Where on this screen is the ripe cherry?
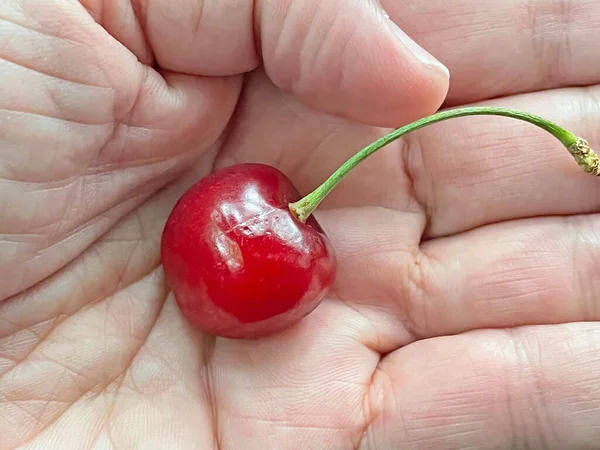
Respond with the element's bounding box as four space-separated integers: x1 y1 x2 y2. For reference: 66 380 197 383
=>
161 106 597 339
161 163 336 339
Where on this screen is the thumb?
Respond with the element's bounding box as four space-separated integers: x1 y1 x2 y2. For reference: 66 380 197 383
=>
133 0 449 128
257 0 450 127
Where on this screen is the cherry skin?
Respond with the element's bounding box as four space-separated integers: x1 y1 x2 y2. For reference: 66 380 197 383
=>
161 163 336 339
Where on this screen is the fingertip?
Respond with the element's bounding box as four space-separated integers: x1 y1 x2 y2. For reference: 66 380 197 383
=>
337 17 452 126
385 18 450 80
301 32 450 127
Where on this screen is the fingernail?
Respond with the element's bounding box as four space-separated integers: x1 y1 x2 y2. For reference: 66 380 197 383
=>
387 19 450 79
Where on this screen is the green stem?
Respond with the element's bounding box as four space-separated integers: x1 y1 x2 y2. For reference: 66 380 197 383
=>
289 106 598 223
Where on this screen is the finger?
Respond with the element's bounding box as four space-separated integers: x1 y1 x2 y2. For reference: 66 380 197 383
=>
0 1 240 300
382 0 600 104
364 323 600 449
78 0 154 64
402 214 600 338
130 0 449 127
408 86 600 238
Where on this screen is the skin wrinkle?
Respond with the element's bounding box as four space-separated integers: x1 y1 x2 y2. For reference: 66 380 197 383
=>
0 221 160 381
6 377 82 447
107 59 146 129
90 226 161 298
100 0 156 65
121 330 201 401
93 63 144 171
395 241 444 340
115 213 148 292
248 1 263 76
0 145 171 189
508 335 537 449
267 1 304 88
8 267 167 449
0 316 66 378
0 176 80 193
191 0 204 38
0 121 110 185
0 12 90 55
362 365 404 450
206 344 222 450
297 0 337 98
0 390 62 443
525 0 571 89
50 169 85 245
566 216 591 322
91 275 169 449
9 186 150 262
530 336 553 449
330 286 395 354
400 131 429 222
354 364 382 450
0 149 190 300
0 106 113 127
0 296 68 338
0 47 109 91
507 329 557 449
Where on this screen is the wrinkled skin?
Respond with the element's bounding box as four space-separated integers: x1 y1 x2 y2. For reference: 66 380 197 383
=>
2 0 600 449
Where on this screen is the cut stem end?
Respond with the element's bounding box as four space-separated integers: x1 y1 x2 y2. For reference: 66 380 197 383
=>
568 138 600 176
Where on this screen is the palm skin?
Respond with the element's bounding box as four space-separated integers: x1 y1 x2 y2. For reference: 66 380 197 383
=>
2 0 600 449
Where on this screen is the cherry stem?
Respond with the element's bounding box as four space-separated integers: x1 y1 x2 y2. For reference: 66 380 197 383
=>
289 106 599 223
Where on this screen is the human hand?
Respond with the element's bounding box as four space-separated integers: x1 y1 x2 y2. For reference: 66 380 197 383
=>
1 0 599 449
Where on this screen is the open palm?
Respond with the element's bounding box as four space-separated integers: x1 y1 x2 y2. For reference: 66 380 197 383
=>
2 0 600 449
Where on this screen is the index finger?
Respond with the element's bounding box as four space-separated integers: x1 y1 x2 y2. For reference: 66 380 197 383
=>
382 0 600 105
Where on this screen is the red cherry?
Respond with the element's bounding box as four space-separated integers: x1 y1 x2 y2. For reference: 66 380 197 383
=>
161 163 336 339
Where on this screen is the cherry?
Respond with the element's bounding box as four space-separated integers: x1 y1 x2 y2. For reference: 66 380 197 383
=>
161 163 336 339
161 106 598 339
